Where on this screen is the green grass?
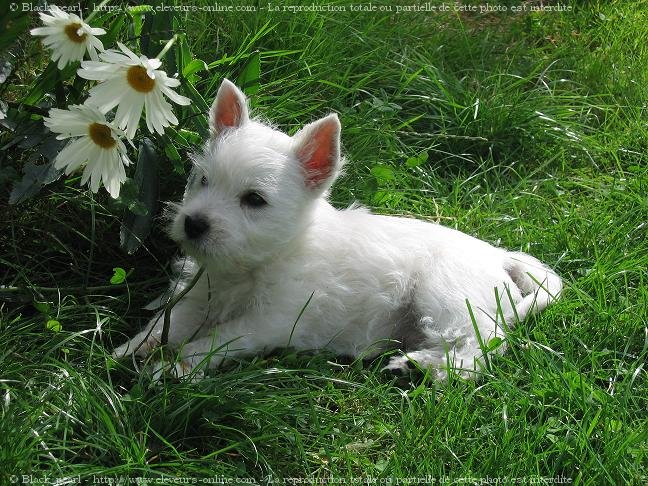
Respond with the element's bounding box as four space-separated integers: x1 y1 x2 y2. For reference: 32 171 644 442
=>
1 0 647 484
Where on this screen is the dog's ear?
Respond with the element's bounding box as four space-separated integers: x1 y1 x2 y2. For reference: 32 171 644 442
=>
293 114 341 190
209 79 249 136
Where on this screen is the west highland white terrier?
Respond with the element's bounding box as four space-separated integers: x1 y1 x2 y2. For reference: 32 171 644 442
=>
114 79 562 380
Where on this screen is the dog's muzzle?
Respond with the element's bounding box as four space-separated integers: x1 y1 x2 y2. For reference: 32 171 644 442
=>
184 214 210 239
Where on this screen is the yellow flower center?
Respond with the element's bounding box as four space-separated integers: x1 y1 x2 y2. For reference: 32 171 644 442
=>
88 123 116 149
64 23 87 43
126 65 155 93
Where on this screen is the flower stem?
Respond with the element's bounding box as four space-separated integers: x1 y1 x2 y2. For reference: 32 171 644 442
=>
156 35 179 60
85 0 110 23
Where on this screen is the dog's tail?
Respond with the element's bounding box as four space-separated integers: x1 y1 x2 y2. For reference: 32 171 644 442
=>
504 251 563 321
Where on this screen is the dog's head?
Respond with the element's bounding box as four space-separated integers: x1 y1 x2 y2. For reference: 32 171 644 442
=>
169 79 342 268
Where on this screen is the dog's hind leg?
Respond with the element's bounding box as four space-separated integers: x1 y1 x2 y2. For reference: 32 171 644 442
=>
382 336 488 380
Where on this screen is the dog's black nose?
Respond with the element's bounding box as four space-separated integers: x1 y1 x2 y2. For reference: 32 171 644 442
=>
184 214 209 239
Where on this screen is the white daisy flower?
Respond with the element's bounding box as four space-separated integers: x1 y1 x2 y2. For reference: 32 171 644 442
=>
30 5 105 69
44 104 131 198
78 42 191 139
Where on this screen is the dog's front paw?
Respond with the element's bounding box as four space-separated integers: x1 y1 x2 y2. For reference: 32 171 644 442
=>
112 334 160 359
150 357 204 382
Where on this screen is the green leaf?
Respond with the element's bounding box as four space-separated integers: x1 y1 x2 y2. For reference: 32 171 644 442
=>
101 12 127 48
175 31 190 73
405 151 429 168
374 459 388 473
33 301 51 314
163 139 185 174
23 61 78 106
181 82 210 137
110 267 127 285
120 138 159 254
38 133 68 162
176 129 202 146
164 142 181 162
371 190 404 207
237 51 261 97
605 419 622 432
370 97 401 113
117 178 138 201
127 5 153 38
182 59 208 79
46 320 62 333
486 336 504 352
10 160 63 205
116 179 151 215
370 165 395 182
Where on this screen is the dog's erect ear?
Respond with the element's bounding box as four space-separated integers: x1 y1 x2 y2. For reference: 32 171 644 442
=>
209 79 249 136
293 114 341 189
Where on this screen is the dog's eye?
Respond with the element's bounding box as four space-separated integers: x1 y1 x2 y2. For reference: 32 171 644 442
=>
240 191 267 208
200 175 208 187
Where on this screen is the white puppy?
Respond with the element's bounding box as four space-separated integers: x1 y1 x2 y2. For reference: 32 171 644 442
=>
114 79 562 380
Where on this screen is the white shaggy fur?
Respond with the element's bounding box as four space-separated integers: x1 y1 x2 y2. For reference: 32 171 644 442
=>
113 79 563 380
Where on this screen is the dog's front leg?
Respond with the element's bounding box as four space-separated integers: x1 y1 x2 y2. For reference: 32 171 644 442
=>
112 297 210 359
154 314 286 379
112 315 162 358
